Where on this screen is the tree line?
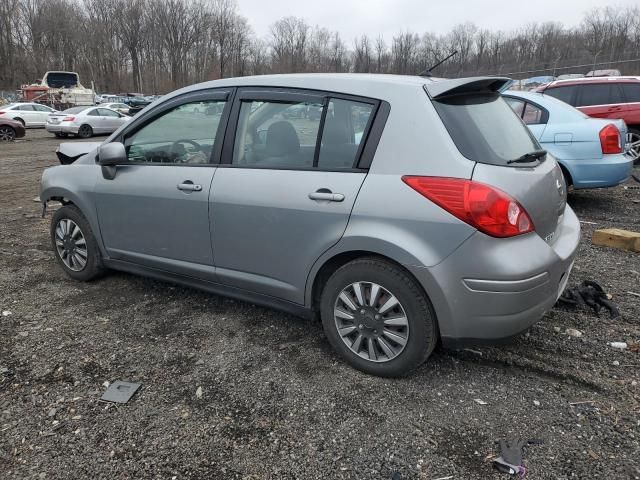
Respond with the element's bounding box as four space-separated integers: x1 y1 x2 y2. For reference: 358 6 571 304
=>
0 0 639 94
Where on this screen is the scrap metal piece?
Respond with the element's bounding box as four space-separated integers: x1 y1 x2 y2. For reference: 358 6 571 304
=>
100 381 141 404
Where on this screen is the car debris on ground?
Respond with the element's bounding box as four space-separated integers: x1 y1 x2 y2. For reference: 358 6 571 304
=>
556 280 620 318
100 381 142 404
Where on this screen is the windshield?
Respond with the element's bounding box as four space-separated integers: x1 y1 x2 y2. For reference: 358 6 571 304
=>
432 93 541 165
45 72 79 88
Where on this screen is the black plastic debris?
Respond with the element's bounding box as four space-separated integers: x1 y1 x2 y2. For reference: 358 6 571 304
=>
556 280 620 318
100 381 142 404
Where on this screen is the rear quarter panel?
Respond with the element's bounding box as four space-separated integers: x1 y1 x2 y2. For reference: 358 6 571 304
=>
539 121 603 161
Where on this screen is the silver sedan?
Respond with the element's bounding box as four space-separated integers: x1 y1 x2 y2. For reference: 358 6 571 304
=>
46 106 130 138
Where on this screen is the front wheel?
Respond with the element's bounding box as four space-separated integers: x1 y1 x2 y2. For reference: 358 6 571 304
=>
50 205 104 281
320 258 438 377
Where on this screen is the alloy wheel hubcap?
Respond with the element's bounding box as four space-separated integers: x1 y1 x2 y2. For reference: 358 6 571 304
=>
54 219 88 271
0 127 14 141
627 132 640 161
334 281 409 363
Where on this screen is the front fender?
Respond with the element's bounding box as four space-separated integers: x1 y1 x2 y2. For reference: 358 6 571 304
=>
40 164 105 256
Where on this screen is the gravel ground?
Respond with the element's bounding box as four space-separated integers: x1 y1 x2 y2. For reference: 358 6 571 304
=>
1 130 639 480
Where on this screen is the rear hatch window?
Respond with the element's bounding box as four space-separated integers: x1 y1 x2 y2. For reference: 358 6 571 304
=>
432 93 541 166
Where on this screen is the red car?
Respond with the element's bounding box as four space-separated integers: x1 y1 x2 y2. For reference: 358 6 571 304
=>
0 117 26 141
535 77 640 161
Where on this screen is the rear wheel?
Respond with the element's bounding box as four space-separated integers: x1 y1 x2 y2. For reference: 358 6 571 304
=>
77 124 93 139
320 257 438 377
627 128 640 165
50 205 104 281
0 125 16 141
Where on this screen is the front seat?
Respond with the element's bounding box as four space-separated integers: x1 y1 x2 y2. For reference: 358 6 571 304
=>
263 121 301 166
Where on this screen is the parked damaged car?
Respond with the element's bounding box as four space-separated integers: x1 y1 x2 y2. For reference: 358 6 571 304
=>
40 74 579 377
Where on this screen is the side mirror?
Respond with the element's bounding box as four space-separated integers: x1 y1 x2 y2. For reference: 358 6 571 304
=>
98 142 127 166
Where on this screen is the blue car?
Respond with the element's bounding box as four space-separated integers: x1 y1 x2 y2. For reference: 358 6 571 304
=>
504 90 633 189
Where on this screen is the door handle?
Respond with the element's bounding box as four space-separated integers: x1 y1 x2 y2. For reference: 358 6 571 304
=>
177 182 202 192
308 190 345 202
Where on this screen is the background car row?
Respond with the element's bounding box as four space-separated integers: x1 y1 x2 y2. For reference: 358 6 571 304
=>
534 76 640 162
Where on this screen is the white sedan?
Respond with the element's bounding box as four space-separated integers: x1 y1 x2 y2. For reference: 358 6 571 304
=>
0 102 57 128
46 106 130 138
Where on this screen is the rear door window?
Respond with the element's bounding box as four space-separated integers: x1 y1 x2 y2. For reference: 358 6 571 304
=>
317 99 374 169
544 85 577 106
232 100 323 168
621 83 640 103
576 84 624 106
432 93 540 166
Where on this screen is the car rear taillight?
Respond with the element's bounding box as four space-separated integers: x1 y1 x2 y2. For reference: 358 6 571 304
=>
402 176 534 238
62 116 75 122
599 124 622 154
0 111 5 115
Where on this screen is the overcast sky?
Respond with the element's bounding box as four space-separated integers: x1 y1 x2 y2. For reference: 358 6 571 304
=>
237 0 632 41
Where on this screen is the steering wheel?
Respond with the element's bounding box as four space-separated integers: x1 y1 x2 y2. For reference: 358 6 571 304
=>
170 139 202 161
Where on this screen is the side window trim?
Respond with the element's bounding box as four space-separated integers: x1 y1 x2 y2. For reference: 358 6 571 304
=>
238 89 324 104
111 88 233 166
357 101 390 169
312 97 330 168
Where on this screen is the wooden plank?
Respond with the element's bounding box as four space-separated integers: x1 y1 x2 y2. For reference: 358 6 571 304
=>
592 228 640 253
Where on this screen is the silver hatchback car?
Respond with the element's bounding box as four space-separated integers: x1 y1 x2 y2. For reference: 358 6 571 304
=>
40 74 580 377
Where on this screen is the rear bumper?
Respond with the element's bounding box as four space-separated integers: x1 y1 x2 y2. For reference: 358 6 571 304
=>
408 206 580 346
561 153 632 189
46 123 79 134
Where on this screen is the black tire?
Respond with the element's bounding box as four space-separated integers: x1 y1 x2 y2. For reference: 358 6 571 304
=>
77 124 93 139
0 125 16 141
50 205 104 281
627 128 640 165
320 257 438 377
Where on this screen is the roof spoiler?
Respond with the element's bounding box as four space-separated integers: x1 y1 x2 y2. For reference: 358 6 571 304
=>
424 76 514 99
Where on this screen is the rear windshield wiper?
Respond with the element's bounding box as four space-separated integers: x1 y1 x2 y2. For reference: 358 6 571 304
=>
507 149 547 164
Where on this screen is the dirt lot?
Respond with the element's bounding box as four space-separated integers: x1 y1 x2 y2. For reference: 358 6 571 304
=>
1 130 639 480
